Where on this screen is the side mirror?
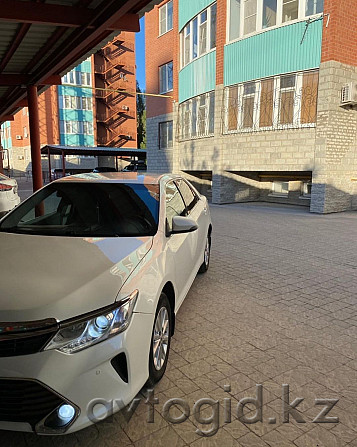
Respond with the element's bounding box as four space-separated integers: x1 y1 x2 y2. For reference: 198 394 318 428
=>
171 216 198 234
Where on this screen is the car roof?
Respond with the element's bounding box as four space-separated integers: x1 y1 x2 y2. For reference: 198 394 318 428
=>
54 172 179 185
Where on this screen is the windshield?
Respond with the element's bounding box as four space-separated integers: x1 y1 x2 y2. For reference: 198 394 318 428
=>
0 182 160 237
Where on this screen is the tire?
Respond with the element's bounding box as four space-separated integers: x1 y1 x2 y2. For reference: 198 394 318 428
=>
147 293 172 386
198 232 211 273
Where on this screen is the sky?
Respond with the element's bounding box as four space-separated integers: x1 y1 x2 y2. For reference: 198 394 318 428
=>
135 17 146 91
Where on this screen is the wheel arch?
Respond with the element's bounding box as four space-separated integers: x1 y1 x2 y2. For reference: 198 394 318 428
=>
162 281 176 336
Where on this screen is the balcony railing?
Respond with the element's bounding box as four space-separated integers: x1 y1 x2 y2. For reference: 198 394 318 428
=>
97 128 134 146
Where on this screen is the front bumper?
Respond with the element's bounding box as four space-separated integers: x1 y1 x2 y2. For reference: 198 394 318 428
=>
0 312 154 434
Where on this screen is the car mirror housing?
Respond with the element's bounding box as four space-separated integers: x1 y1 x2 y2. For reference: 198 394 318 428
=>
171 216 198 234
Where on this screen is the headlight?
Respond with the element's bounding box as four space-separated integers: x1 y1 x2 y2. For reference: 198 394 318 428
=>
44 290 138 354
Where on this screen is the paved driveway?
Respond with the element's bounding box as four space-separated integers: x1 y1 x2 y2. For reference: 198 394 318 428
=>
2 203 357 447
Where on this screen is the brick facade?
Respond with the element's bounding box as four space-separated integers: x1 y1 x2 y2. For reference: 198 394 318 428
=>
321 0 357 66
145 1 176 119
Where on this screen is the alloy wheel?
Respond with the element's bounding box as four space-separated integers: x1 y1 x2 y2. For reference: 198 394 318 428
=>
152 307 170 371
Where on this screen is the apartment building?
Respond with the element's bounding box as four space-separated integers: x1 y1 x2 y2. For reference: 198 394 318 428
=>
146 0 357 213
0 32 137 176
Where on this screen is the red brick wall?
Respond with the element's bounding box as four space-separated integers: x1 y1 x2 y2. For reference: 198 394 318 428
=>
145 0 176 118
321 0 357 66
10 108 30 148
11 86 60 148
216 0 227 85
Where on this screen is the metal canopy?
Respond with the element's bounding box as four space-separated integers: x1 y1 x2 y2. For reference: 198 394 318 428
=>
0 0 159 121
41 145 146 158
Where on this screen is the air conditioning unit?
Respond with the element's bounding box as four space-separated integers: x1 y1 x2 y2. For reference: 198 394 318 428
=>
16 135 22 140
122 105 129 111
17 155 24 160
341 82 357 106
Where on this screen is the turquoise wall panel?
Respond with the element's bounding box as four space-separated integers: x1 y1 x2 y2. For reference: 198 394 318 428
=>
1 122 12 149
224 19 323 86
59 109 93 122
179 51 216 103
60 134 94 146
179 0 215 30
58 85 92 97
75 60 91 73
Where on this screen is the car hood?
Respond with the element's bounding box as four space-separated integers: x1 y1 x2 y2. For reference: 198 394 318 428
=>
0 233 153 322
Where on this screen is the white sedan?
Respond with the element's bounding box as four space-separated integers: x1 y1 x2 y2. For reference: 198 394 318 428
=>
0 173 20 216
0 172 212 434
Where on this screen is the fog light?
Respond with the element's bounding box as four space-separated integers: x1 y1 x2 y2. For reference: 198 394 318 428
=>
58 404 75 422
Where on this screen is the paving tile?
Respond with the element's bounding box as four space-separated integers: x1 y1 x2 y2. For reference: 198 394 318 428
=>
294 426 346 447
134 426 186 447
190 428 240 447
238 432 270 447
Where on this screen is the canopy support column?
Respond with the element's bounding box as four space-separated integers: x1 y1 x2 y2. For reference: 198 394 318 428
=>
61 150 65 177
27 85 43 192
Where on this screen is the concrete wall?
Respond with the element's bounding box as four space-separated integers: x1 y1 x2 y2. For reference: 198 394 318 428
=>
311 61 357 213
146 111 174 173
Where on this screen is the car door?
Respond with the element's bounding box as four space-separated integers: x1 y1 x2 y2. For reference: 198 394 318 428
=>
165 180 196 308
174 178 207 271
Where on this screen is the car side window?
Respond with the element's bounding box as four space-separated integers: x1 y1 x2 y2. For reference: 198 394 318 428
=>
175 179 198 213
165 181 186 232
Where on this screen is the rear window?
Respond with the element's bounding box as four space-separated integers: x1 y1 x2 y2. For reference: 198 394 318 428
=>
0 182 159 237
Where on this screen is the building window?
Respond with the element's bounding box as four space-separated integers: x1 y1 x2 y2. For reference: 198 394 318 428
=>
192 18 198 59
199 10 208 55
159 121 173 149
259 78 274 127
83 121 94 135
301 181 312 197
262 0 277 28
210 3 217 49
229 0 241 42
82 97 93 110
244 0 257 35
228 0 324 41
242 82 255 128
159 62 173 93
282 0 299 23
180 3 217 68
271 181 289 196
179 91 215 140
60 120 80 134
279 74 296 125
62 70 91 86
80 72 91 86
159 0 173 35
62 95 79 109
224 70 318 133
183 24 191 66
306 0 323 15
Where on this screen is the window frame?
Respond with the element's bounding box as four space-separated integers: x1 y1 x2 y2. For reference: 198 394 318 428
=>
159 121 173 149
165 180 187 233
174 179 199 214
180 3 217 69
224 69 317 134
159 0 173 36
179 91 215 141
270 180 289 197
226 0 324 43
159 61 173 94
